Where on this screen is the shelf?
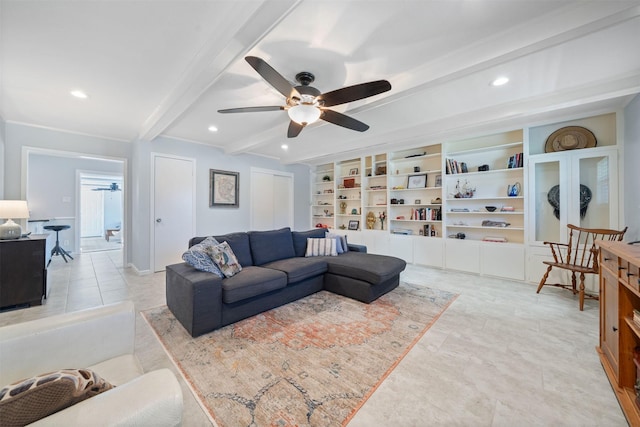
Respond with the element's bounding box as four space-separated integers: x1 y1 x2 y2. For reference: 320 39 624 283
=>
312 215 334 218
364 205 388 208
391 204 442 207
389 170 442 177
446 225 525 231
391 219 441 223
312 204 334 207
366 188 387 192
446 196 524 201
445 167 522 178
390 152 441 163
447 211 523 215
336 214 361 217
315 181 334 185
446 141 523 157
337 188 361 191
391 187 441 192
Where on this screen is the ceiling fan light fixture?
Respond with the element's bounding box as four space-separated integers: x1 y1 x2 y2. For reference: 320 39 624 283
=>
288 104 321 126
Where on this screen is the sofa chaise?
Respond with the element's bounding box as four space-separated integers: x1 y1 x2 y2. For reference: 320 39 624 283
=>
166 227 406 337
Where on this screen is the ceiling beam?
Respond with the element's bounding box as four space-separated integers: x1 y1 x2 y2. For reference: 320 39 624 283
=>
136 0 302 142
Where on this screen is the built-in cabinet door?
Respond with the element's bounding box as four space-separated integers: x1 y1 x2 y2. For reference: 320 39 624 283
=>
601 265 619 381
527 147 618 286
528 147 618 244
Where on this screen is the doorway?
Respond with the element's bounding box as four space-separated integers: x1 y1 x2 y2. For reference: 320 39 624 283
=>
79 174 124 253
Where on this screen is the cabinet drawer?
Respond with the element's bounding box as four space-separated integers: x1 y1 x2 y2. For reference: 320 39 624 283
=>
621 261 640 291
600 249 618 275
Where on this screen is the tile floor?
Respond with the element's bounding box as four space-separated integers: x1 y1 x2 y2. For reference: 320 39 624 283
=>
0 250 627 426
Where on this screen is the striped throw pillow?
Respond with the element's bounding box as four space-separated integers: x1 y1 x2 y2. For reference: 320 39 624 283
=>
305 238 338 257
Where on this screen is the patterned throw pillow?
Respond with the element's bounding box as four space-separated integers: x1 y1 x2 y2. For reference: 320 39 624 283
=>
182 237 224 278
0 369 114 427
326 233 348 254
207 241 242 278
305 238 338 257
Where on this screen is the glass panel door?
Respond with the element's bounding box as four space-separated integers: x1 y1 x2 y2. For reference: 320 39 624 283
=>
531 158 562 243
577 154 612 229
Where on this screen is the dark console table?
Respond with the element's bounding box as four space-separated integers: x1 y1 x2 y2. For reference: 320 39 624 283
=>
0 235 49 309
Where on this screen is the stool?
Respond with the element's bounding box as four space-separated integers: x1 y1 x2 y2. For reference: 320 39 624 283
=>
44 225 73 266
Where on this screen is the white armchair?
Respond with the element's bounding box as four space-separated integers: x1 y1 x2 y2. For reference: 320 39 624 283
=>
0 301 183 426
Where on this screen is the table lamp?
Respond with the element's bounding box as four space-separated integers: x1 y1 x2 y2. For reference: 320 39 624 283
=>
0 200 30 239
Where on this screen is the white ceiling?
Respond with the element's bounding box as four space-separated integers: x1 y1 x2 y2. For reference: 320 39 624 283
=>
2 0 639 165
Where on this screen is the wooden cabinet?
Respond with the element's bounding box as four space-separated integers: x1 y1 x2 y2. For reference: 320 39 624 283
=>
0 235 49 309
598 241 640 426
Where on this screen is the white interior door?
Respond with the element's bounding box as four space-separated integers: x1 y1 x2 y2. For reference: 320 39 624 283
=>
80 187 104 237
153 155 195 272
250 168 293 230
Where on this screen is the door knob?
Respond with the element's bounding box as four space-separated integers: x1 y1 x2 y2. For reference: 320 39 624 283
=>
156 218 162 223
613 326 618 332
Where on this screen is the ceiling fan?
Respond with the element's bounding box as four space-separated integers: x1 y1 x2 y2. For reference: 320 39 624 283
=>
218 56 392 138
92 183 121 192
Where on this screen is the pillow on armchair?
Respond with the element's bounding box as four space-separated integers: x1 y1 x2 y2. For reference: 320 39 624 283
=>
0 368 113 427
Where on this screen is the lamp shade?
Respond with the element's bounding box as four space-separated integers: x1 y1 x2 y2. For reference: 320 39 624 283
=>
0 200 30 219
0 200 29 240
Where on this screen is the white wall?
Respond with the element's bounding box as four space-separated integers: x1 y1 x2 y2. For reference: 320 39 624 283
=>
624 94 640 241
0 116 5 199
129 136 311 272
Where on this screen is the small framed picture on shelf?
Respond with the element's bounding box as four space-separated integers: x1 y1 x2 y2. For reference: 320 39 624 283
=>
435 174 442 187
348 220 359 230
349 168 359 176
407 174 427 189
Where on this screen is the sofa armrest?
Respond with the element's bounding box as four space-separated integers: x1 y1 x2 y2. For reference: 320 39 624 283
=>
348 244 367 253
29 369 183 427
166 263 224 337
0 302 135 386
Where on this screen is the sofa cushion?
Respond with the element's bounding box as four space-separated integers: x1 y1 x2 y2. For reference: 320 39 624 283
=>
324 252 406 285
262 257 328 284
221 266 287 304
208 241 242 278
211 232 254 267
0 369 113 427
248 227 295 266
292 229 327 257
305 238 337 257
190 233 254 267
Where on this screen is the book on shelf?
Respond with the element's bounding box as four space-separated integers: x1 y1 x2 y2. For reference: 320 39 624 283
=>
507 152 523 169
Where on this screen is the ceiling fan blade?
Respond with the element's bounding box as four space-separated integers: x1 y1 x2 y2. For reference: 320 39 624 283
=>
287 121 304 138
245 56 299 99
218 106 284 113
318 80 391 107
320 109 369 132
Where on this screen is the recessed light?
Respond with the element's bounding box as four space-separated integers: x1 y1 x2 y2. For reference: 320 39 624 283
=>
208 125 218 132
281 144 288 150
70 90 88 99
491 77 509 87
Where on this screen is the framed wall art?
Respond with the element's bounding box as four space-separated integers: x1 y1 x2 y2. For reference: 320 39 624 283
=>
407 174 427 189
210 169 239 207
348 220 359 230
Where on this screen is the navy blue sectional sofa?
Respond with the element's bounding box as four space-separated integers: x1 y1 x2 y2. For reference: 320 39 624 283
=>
165 227 406 337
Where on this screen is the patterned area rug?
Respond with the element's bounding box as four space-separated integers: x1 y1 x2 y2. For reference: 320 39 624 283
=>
143 283 456 427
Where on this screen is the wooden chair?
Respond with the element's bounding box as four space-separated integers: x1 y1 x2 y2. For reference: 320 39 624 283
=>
536 224 627 310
